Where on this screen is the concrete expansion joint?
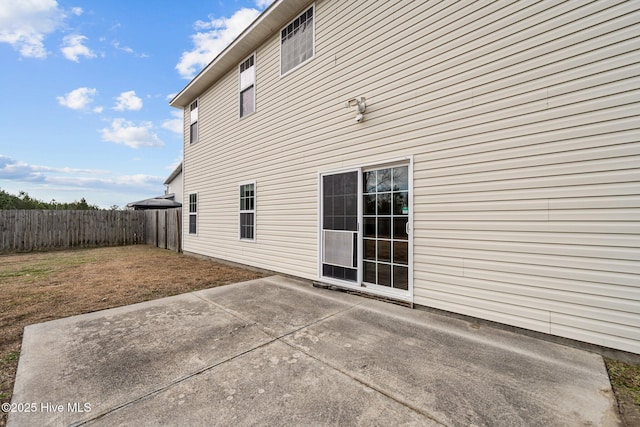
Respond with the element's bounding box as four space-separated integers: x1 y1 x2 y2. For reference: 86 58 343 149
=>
71 288 366 426
70 332 284 426
279 337 449 426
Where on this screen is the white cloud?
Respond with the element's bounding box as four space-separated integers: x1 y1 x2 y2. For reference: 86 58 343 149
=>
112 40 133 54
0 154 165 207
176 7 260 79
100 118 164 149
70 7 83 16
0 0 65 58
111 40 149 58
56 87 97 110
161 111 183 135
255 0 274 9
0 154 104 182
61 34 96 62
113 91 143 111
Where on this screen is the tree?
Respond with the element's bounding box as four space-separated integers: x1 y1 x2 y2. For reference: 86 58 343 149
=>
0 189 101 210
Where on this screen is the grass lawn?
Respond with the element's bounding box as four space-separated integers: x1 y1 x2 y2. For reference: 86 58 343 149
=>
0 245 264 427
0 245 638 426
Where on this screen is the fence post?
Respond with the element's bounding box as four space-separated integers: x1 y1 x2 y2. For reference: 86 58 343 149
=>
176 208 182 253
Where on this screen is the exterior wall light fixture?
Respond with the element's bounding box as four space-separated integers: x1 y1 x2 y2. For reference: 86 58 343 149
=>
345 97 366 123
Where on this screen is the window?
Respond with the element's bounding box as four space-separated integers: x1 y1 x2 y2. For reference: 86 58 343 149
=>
239 183 255 240
281 5 314 75
189 100 198 144
188 193 197 234
239 54 255 117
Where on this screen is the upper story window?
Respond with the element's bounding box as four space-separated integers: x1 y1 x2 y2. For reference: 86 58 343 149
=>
189 100 198 144
280 5 314 76
239 54 256 118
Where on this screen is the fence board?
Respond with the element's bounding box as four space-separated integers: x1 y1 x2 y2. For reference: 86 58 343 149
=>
0 210 178 253
142 208 182 252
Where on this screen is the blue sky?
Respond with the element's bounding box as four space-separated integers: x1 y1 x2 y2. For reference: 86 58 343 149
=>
0 0 272 208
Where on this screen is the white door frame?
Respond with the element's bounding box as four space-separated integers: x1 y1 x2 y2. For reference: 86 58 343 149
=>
318 156 413 303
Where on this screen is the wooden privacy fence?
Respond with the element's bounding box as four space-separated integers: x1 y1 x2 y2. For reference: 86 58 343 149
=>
0 208 182 253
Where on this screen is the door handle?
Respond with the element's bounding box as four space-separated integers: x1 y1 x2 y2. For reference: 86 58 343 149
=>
406 222 410 235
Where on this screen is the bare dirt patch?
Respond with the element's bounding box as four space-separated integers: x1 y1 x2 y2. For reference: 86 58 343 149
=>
0 245 264 426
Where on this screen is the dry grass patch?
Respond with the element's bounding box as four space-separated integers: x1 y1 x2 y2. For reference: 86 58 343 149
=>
0 245 264 426
605 358 640 426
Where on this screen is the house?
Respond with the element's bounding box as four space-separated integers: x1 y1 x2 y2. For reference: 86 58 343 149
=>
126 163 183 210
170 0 640 355
164 162 183 206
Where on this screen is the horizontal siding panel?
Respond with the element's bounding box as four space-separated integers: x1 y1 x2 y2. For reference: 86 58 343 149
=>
415 182 640 204
414 288 551 334
419 126 640 172
418 271 639 317
415 280 552 322
418 200 547 212
420 142 640 180
416 210 550 221
420 237 640 262
416 156 640 187
463 267 640 301
418 230 640 248
414 262 464 279
462 257 639 288
550 323 640 354
549 208 640 221
420 221 640 234
551 195 640 209
416 245 640 276
414 253 464 270
415 170 640 195
418 195 640 212
550 314 640 346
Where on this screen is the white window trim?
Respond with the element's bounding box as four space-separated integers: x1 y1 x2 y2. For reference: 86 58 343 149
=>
189 99 199 145
239 53 256 119
279 4 315 78
188 192 198 235
239 181 256 242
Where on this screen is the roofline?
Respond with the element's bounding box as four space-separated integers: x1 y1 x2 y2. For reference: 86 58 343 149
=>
164 162 183 185
169 0 311 109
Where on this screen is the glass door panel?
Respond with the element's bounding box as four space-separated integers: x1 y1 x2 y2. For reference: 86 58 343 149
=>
362 165 409 291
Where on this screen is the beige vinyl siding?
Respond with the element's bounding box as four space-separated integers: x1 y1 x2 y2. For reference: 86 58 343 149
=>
182 0 640 353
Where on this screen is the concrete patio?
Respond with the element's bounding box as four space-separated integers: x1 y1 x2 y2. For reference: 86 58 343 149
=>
9 276 620 426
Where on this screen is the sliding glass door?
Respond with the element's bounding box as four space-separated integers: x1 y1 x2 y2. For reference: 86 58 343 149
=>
320 162 411 299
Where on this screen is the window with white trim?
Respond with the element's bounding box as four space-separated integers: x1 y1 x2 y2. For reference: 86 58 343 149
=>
188 193 197 234
239 54 255 117
189 100 198 144
280 5 314 75
239 183 255 240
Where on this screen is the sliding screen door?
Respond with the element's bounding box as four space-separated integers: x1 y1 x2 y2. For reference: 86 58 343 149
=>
321 171 358 282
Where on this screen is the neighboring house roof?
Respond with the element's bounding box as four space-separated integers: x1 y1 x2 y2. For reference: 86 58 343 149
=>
164 162 182 185
126 194 182 210
170 0 310 109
